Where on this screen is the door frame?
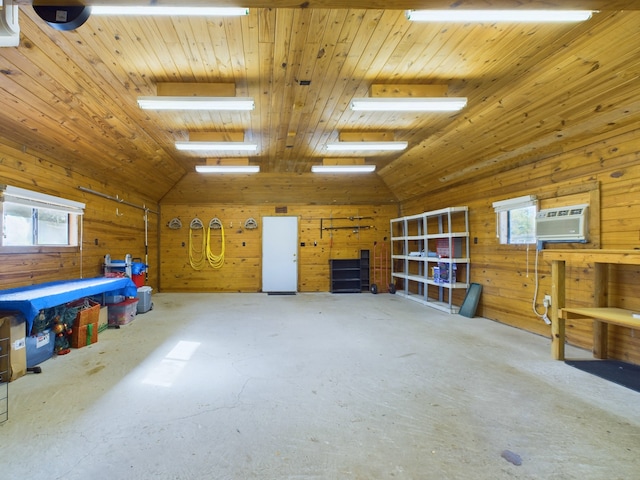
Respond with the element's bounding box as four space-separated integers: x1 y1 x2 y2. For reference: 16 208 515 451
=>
261 215 299 293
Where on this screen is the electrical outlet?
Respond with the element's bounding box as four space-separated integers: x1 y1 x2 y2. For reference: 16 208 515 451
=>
544 295 552 307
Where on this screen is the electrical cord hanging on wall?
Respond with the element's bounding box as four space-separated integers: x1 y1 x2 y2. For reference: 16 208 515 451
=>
206 218 225 269
532 247 551 325
189 218 206 270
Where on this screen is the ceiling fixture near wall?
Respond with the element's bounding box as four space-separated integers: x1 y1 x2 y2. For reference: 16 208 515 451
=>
350 84 467 112
137 83 255 111
91 6 249 17
32 3 91 31
176 132 258 152
195 158 259 174
405 9 595 23
0 0 19 47
325 132 407 152
312 158 375 174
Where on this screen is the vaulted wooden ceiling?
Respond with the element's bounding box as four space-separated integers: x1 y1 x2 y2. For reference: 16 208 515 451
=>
1 1 639 205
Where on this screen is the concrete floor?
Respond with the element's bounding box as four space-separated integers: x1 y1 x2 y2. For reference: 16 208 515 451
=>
1 292 639 479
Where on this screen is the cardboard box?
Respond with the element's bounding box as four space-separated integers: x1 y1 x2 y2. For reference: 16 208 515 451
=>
68 299 100 327
67 299 100 348
71 322 98 348
0 312 27 382
98 306 108 333
435 237 463 258
435 262 457 284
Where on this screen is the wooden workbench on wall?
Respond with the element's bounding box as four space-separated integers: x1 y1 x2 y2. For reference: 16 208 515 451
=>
545 249 640 362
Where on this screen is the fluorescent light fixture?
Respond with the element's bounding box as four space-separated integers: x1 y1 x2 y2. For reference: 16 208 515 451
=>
92 6 249 16
312 165 376 173
351 97 467 112
137 96 255 111
405 9 594 23
195 165 260 173
325 141 408 152
176 142 258 152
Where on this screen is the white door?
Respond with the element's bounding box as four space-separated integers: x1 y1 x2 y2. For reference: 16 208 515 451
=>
262 216 298 292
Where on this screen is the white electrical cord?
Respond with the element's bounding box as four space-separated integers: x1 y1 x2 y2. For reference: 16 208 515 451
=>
532 247 552 325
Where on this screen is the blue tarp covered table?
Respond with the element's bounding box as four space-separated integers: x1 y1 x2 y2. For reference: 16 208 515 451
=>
0 277 138 333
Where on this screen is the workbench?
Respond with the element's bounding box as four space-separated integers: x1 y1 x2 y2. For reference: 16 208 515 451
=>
544 249 640 360
0 277 138 334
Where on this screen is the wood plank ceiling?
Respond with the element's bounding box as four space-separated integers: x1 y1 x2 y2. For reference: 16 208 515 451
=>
1 1 639 204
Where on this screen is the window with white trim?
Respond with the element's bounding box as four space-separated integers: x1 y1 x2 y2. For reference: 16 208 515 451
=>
492 195 538 245
0 185 85 248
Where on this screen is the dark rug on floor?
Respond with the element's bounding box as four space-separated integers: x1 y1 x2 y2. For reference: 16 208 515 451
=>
266 292 296 295
565 359 640 393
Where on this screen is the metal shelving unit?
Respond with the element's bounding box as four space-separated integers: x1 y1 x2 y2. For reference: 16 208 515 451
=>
0 335 9 423
391 207 470 313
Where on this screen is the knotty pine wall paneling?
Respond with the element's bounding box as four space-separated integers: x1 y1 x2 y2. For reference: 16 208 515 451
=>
159 204 397 293
400 126 640 364
0 140 159 291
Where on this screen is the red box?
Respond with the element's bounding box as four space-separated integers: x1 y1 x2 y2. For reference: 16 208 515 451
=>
435 238 462 258
108 298 138 326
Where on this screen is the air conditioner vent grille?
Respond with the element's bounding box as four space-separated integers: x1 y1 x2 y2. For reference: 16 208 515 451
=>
536 204 589 243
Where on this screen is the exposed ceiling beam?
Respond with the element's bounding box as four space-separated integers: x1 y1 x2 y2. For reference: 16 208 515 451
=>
20 1 640 11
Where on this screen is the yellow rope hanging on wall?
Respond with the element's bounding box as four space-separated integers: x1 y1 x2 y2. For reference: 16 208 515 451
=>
206 218 225 269
189 218 206 270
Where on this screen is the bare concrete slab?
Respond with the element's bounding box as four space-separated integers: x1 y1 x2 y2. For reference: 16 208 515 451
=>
2 293 639 479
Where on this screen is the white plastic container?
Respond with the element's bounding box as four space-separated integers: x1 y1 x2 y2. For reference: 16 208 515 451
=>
136 286 153 314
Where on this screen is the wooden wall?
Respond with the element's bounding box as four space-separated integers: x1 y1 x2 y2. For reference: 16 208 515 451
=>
2 123 640 365
159 204 398 292
400 125 640 363
0 139 159 291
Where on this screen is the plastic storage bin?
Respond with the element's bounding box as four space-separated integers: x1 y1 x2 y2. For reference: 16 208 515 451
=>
108 299 138 326
131 262 147 288
26 330 54 368
136 286 152 314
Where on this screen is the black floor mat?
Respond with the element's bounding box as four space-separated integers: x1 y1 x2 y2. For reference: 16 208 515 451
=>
565 359 640 393
266 292 296 295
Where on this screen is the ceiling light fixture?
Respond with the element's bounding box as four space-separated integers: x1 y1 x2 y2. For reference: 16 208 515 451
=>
91 6 249 16
405 9 594 23
195 165 259 173
312 165 376 173
350 97 467 112
137 97 255 111
176 142 258 152
138 83 254 111
325 141 407 152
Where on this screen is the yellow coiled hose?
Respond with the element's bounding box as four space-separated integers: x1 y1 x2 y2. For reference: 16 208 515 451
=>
206 220 225 269
189 218 206 271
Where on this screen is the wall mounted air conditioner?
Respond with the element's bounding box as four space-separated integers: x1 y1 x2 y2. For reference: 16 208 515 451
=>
0 0 19 47
536 204 589 243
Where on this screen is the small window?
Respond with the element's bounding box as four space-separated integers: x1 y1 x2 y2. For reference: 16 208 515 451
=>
492 195 538 245
1 185 84 248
